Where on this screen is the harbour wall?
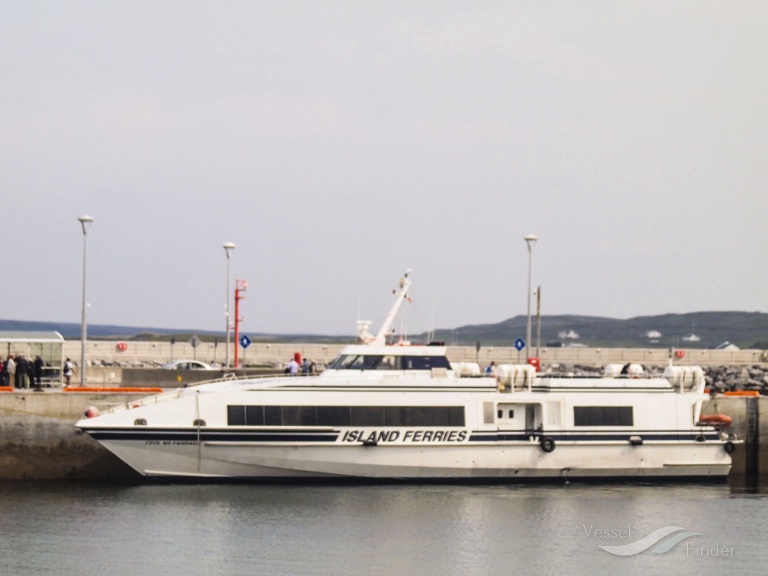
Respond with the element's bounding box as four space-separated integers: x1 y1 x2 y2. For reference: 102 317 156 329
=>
59 340 768 369
0 392 765 482
0 392 147 481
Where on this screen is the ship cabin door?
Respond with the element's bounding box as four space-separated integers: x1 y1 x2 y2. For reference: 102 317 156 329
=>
496 403 526 431
497 403 542 434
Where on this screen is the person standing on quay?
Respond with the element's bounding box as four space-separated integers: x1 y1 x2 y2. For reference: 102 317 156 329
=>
6 354 16 388
16 354 30 389
63 358 73 388
33 355 44 388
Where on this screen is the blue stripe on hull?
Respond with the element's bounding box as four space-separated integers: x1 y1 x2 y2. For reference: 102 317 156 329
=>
84 427 721 444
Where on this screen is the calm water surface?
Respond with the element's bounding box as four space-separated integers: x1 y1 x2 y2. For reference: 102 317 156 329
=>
1 481 766 576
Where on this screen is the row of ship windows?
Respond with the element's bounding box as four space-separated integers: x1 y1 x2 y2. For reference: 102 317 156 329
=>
499 407 634 427
326 355 452 371
574 406 634 427
226 405 633 428
227 405 466 427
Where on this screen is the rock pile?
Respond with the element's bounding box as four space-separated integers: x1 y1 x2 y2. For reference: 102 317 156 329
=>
544 363 768 395
705 365 768 394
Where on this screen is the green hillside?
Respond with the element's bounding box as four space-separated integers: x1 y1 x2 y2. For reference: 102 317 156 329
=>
429 311 768 349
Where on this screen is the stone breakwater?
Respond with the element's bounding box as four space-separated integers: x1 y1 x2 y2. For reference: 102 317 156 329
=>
548 364 768 395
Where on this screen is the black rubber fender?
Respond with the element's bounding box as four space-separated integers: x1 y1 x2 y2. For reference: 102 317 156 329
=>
724 441 736 454
540 437 556 453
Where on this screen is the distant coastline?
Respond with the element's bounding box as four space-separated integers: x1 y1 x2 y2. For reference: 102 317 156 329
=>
2 311 767 349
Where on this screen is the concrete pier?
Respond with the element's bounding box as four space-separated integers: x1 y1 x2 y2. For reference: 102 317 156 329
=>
0 390 765 482
0 391 143 481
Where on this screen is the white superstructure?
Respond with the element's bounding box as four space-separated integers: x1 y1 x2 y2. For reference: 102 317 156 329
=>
77 273 735 481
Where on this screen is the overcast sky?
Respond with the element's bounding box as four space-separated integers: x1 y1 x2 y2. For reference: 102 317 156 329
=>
1 1 766 337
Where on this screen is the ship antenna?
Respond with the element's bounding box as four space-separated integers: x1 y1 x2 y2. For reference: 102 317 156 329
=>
361 270 413 346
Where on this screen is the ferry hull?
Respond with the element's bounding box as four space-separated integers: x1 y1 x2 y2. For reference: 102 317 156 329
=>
98 439 732 481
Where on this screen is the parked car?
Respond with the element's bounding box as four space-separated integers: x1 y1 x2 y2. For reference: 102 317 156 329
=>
160 360 216 370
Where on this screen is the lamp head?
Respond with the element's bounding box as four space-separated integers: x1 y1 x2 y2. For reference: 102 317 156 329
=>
78 215 94 234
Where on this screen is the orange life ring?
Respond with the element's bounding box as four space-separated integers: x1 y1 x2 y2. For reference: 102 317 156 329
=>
699 414 733 428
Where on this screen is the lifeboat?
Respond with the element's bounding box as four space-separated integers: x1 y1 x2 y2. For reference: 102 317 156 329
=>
699 414 733 428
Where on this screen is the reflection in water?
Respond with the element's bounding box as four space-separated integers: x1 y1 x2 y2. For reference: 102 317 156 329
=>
0 481 767 576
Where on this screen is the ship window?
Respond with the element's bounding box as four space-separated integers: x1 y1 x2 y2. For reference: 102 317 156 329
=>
418 407 459 426
351 406 386 426
327 355 359 369
282 406 301 426
574 406 633 427
265 406 282 426
402 356 452 370
374 356 397 370
349 355 387 370
228 405 246 426
318 406 351 426
246 405 265 426
508 410 514 418
300 406 318 426
497 409 502 419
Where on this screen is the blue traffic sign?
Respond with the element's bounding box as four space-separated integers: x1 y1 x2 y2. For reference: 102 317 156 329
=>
239 334 252 349
514 338 526 351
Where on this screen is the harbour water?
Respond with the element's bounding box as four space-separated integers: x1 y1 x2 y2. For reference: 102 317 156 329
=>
1 481 766 576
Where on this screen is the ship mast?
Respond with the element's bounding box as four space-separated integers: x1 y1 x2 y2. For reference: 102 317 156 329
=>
357 270 412 346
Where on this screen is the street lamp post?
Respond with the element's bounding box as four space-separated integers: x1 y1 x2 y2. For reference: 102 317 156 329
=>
78 215 94 387
536 285 542 359
223 242 236 368
524 234 538 361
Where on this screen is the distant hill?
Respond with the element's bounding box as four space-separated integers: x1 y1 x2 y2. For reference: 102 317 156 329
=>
0 319 201 339
430 311 768 349
1 311 766 349
0 319 352 345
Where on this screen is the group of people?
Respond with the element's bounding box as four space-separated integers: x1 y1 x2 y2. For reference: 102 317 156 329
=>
0 354 47 389
285 357 316 375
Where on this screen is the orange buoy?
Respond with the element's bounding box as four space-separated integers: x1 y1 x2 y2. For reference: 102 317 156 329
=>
674 350 685 359
117 342 128 351
699 414 733 428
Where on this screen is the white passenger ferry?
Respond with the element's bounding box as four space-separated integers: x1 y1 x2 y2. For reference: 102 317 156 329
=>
77 272 735 481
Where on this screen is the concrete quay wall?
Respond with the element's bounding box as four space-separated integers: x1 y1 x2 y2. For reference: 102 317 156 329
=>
62 340 768 369
0 392 765 481
0 392 148 481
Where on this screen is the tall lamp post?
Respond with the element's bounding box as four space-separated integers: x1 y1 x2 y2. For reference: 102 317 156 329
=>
524 234 538 360
78 215 94 387
223 242 236 368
